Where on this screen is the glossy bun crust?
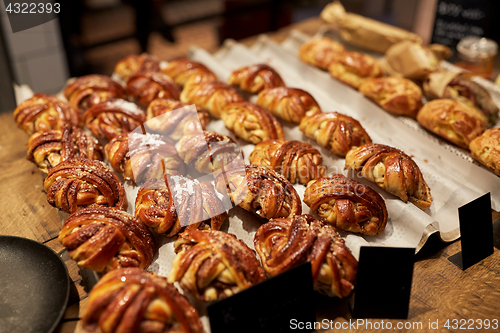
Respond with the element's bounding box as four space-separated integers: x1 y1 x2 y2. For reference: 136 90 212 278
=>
114 53 160 82
59 208 154 273
254 214 357 298
162 59 217 87
82 268 203 333
168 229 266 302
228 64 285 93
469 127 500 176
303 175 388 236
298 37 345 70
126 71 181 106
327 51 383 89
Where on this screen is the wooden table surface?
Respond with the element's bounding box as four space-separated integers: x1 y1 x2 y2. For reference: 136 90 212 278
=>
1 17 499 333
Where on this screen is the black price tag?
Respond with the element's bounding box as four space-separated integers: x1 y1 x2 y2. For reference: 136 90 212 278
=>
350 247 415 319
448 193 494 270
208 262 315 333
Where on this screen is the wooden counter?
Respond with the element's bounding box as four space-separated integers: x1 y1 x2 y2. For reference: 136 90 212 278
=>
1 17 499 333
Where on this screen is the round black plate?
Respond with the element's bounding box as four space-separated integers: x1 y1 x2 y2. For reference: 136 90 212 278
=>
0 236 70 333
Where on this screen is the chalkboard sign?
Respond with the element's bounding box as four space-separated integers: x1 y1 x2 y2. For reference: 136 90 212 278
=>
431 0 490 49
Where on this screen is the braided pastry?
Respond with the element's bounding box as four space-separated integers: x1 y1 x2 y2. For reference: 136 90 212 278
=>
221 101 285 144
327 51 383 89
256 87 321 123
126 71 181 106
63 75 126 113
254 214 357 298
83 99 146 141
249 139 325 184
176 131 242 173
27 127 104 173
180 81 243 118
303 175 388 236
299 112 372 157
82 268 203 333
105 133 185 184
345 143 432 210
228 64 285 93
215 164 301 219
162 59 217 87
146 98 209 140
13 93 81 135
59 208 154 273
114 53 161 82
44 158 127 213
135 177 226 236
298 37 345 70
168 229 266 301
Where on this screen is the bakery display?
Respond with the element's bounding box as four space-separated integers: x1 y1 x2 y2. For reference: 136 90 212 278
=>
146 98 209 140
254 214 358 298
303 175 388 235
214 164 302 219
27 127 104 173
180 81 244 118
221 101 285 144
83 99 146 141
359 77 423 118
168 229 266 301
176 131 242 173
416 99 485 149
249 139 325 184
44 158 127 213
13 93 81 135
327 51 383 89
256 87 321 123
114 53 161 83
298 37 345 70
228 63 285 93
299 111 371 157
345 143 432 210
105 133 185 184
82 267 203 333
162 58 217 88
469 128 500 176
126 71 181 106
59 208 154 273
63 74 126 113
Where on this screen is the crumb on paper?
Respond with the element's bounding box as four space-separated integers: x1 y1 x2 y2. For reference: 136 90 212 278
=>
424 159 428 163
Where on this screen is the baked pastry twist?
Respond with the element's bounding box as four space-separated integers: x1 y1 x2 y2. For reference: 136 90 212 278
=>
176 131 241 173
27 126 104 173
256 87 322 123
254 214 358 298
215 164 302 219
146 98 209 140
114 53 161 83
359 77 423 118
249 139 325 184
83 99 146 141
44 158 127 213
63 75 126 113
105 133 185 184
13 93 81 135
303 175 388 235
59 208 154 273
298 37 345 70
221 101 285 144
162 59 217 88
470 128 500 176
135 177 226 236
299 112 372 157
82 268 203 333
228 64 285 93
416 99 485 149
168 229 266 302
126 71 181 106
345 143 432 210
327 51 383 89
180 81 244 118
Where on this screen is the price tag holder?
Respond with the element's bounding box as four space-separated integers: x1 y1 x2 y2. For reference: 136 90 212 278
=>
448 193 494 270
350 247 415 319
493 218 500 250
208 262 315 333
